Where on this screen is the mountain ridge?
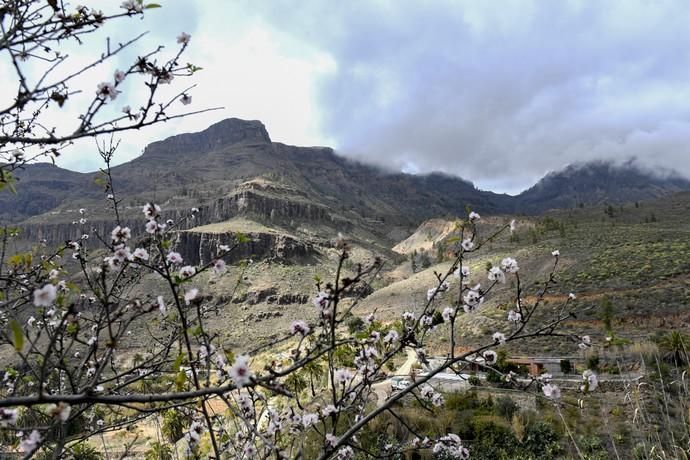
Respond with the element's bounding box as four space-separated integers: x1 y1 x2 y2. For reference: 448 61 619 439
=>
2 118 689 236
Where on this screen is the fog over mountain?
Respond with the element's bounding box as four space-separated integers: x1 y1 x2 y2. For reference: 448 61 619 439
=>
4 119 690 228
7 1 690 194
245 1 690 193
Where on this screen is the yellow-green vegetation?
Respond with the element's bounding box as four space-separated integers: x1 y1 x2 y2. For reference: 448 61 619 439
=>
383 194 690 353
186 217 285 235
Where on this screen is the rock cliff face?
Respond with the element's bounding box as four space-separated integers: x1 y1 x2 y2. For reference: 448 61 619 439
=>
141 118 271 158
18 182 338 246
173 230 318 266
20 219 144 243
204 190 333 225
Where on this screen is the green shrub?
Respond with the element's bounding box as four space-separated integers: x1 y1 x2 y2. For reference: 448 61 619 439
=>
346 316 365 333
494 396 519 420
586 354 600 371
68 443 104 460
162 409 189 443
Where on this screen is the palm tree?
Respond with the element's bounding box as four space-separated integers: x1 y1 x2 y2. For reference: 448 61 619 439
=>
657 331 689 366
144 441 173 460
285 370 309 394
303 358 327 396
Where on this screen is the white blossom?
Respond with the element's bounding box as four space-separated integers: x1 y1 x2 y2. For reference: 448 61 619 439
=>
500 257 519 273
335 446 354 460
402 311 416 322
20 430 42 453
177 32 191 44
542 383 561 399
114 69 126 83
184 288 199 305
159 70 174 84
313 291 330 311
325 433 339 448
507 310 522 323
120 0 143 13
213 259 226 275
142 202 161 220
113 246 133 262
47 402 71 422
453 265 470 281
483 350 498 365
302 413 319 427
96 81 119 100
145 220 158 234
334 368 353 384
427 281 449 300
290 320 310 336
442 306 455 322
133 248 149 261
0 408 18 427
179 265 196 279
229 355 253 387
463 287 483 311
432 433 469 459
110 226 131 243
383 330 399 343
488 266 506 283
33 284 57 307
581 369 599 392
492 332 507 344
166 252 183 264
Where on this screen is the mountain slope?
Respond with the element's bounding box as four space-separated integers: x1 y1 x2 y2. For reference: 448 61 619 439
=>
0 163 99 222
518 161 690 212
3 119 690 244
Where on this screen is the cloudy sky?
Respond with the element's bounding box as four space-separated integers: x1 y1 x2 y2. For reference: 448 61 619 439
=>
3 0 690 194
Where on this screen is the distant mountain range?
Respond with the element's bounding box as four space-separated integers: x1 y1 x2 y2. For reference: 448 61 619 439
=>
2 118 689 245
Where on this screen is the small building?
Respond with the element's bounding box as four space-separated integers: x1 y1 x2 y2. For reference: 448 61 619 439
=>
507 356 580 377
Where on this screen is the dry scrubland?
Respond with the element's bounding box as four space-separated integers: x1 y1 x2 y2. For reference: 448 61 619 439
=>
2 189 689 458
69 193 689 458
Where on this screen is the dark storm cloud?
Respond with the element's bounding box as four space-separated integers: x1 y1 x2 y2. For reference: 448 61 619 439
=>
254 0 690 193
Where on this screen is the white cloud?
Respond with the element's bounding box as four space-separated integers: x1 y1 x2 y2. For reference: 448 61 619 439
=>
4 0 690 194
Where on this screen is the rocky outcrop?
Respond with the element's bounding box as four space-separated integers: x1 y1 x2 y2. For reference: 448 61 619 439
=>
141 118 271 159
17 185 337 245
173 230 318 266
204 190 333 224
228 290 309 305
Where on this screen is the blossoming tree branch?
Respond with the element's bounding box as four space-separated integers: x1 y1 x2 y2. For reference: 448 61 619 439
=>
0 1 599 458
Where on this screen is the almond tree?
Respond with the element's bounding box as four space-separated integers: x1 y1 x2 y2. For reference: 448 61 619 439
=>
0 1 597 458
0 0 215 190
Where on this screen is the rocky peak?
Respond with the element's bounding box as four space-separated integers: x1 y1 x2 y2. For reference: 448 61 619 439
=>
141 118 271 157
